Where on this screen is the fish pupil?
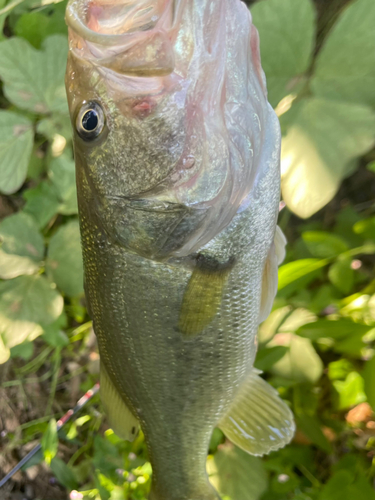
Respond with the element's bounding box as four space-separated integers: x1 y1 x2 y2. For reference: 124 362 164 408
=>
82 110 98 131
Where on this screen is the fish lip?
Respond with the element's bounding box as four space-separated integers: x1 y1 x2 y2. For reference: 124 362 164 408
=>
105 195 203 214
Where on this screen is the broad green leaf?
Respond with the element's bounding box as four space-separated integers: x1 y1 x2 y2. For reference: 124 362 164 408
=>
23 181 60 228
46 221 84 297
50 456 78 490
333 372 366 410
296 415 332 453
302 231 348 258
207 444 268 500
42 312 69 347
363 356 375 411
49 155 78 215
353 217 375 241
10 341 34 360
278 258 329 290
251 0 316 107
0 212 44 279
319 469 375 500
328 258 354 294
311 0 375 109
0 111 33 194
0 275 63 360
15 7 67 49
41 418 58 465
281 98 375 218
254 346 289 371
328 359 356 381
297 318 372 342
269 333 323 384
0 35 68 114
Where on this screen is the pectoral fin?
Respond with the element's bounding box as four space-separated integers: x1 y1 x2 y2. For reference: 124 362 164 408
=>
218 369 295 456
259 226 287 323
178 255 234 337
100 363 140 441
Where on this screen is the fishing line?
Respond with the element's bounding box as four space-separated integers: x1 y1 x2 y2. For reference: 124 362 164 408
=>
0 382 100 489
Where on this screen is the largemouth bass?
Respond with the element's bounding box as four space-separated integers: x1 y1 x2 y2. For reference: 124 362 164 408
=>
65 0 295 498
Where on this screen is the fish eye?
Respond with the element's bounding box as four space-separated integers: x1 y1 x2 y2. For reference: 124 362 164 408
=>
76 101 105 141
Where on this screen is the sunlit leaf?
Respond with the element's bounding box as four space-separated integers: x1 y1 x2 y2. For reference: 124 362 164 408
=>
254 346 289 371
269 334 323 383
251 0 316 107
41 418 58 465
0 35 68 114
46 221 84 296
207 443 268 500
311 0 375 109
333 372 366 410
0 110 33 195
0 275 63 360
0 212 44 279
278 258 329 290
281 98 375 218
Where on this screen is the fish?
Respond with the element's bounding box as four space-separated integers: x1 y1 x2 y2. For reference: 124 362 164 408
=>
65 0 295 498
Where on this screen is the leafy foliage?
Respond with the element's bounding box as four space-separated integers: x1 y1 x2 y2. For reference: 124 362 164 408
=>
0 0 374 499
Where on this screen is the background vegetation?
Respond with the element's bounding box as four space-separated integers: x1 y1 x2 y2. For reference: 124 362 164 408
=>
0 0 374 498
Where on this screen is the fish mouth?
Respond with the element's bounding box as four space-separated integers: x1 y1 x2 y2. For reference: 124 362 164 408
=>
66 0 185 76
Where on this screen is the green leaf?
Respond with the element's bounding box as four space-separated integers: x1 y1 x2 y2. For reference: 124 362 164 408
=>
319 469 375 500
0 110 33 194
302 231 348 258
0 275 63 360
296 414 332 453
10 341 34 360
50 456 78 490
49 155 78 215
0 35 68 114
23 181 60 229
280 98 375 218
0 212 44 279
251 0 316 107
42 313 69 347
328 258 354 294
278 258 329 290
353 217 375 241
269 334 323 383
254 346 289 371
297 318 372 342
207 443 268 500
328 359 355 381
311 0 375 109
41 418 58 465
363 356 375 411
46 221 84 297
333 372 366 410
15 8 67 49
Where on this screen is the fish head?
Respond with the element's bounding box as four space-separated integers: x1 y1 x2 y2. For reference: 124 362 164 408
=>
66 0 189 200
66 0 281 257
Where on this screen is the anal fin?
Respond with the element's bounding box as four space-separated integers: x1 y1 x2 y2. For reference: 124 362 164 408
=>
100 363 140 442
218 369 295 456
